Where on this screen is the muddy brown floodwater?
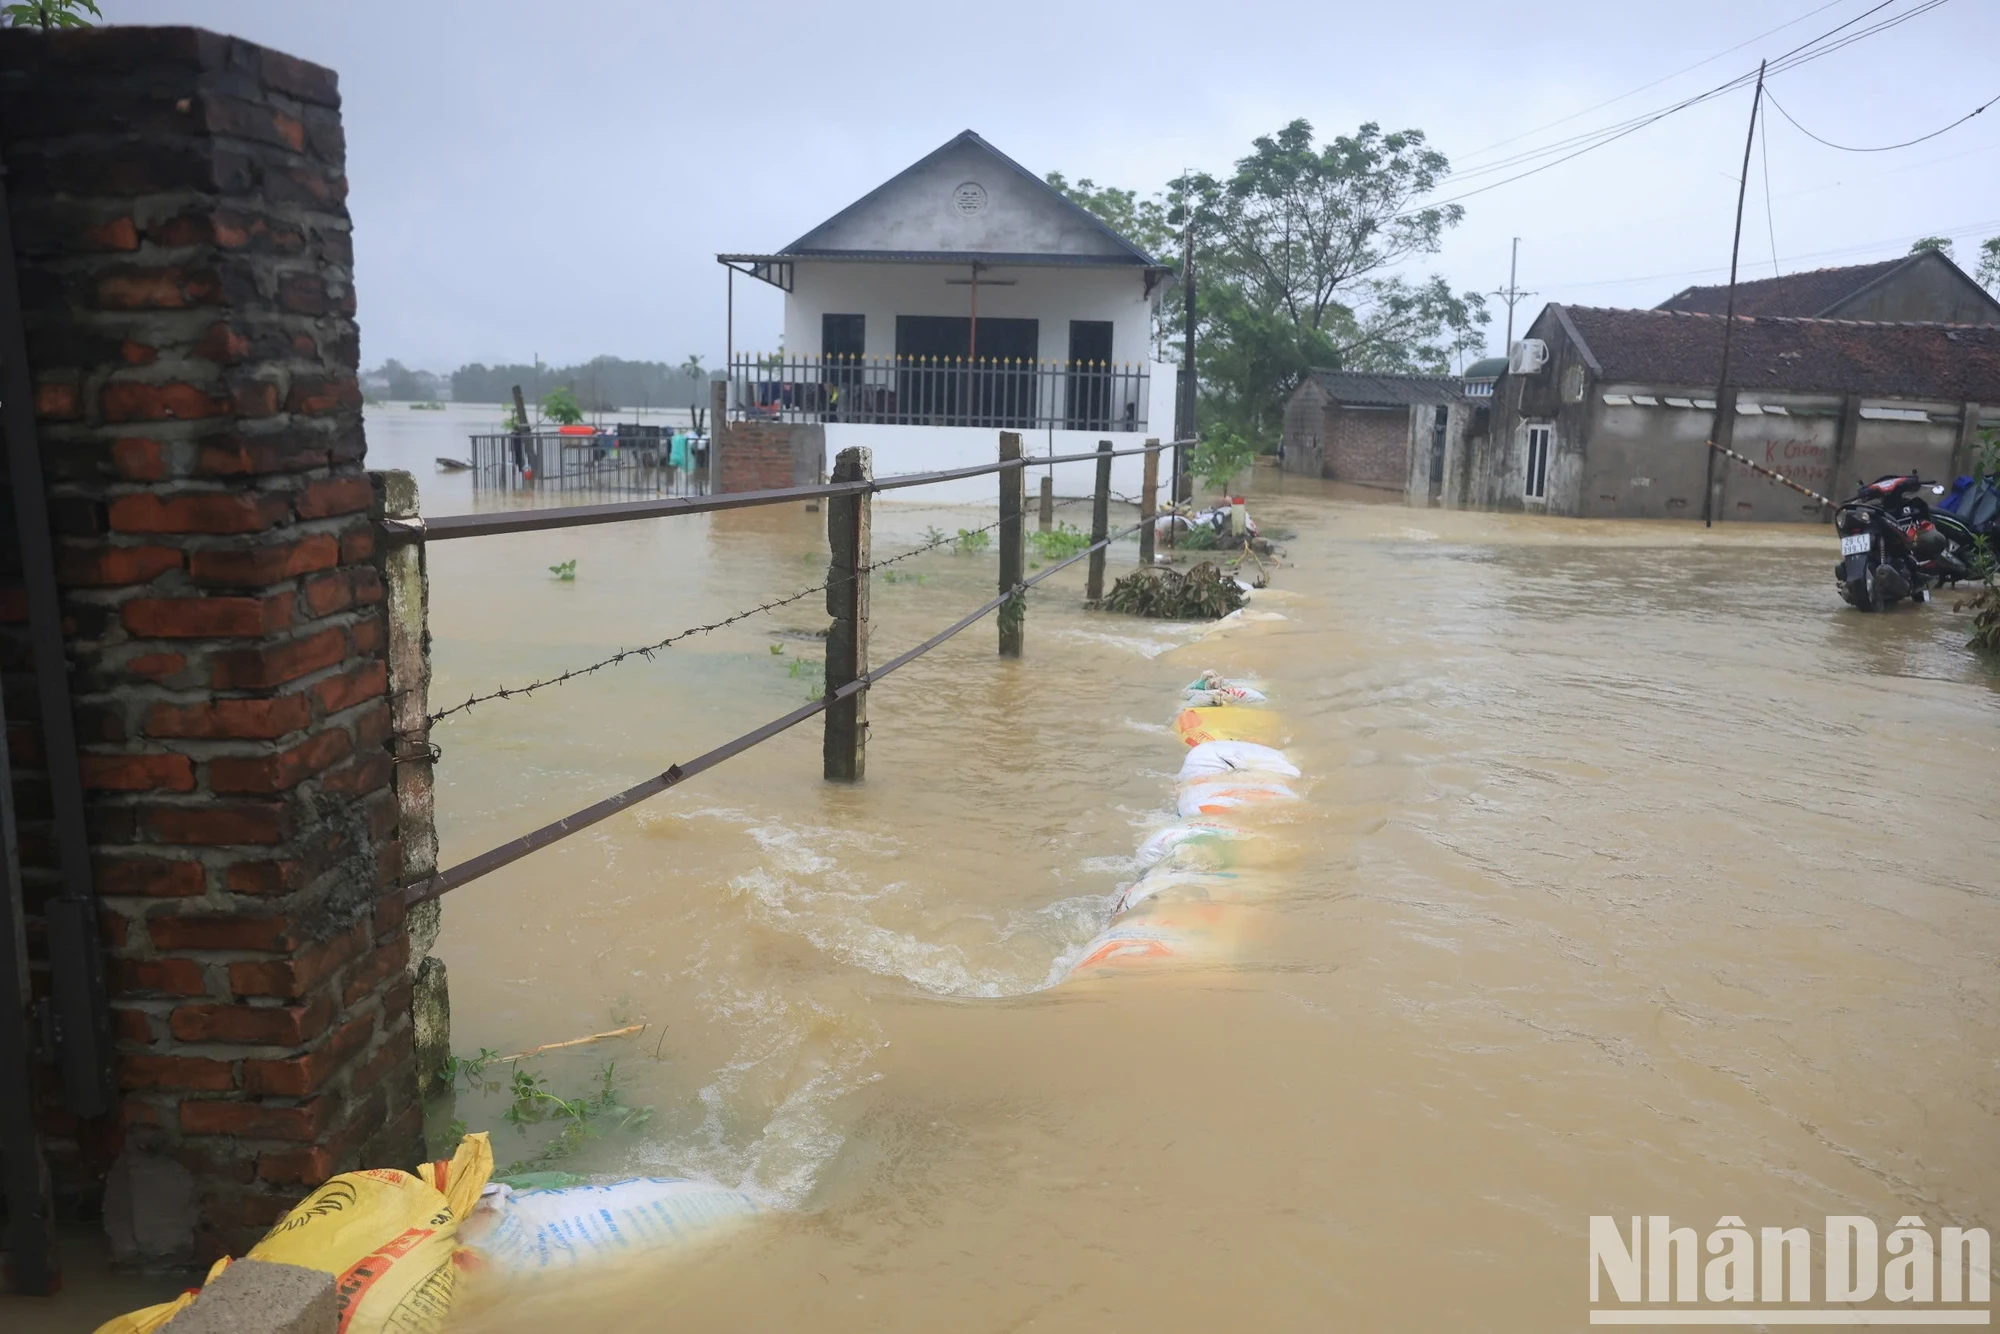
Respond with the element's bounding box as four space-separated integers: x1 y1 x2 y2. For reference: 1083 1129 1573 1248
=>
412 466 1998 1332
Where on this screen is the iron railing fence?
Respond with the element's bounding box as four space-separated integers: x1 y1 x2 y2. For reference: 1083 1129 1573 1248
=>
468 426 709 498
729 354 1150 432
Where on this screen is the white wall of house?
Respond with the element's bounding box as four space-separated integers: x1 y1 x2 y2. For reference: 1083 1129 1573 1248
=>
780 260 1159 370
821 360 1179 504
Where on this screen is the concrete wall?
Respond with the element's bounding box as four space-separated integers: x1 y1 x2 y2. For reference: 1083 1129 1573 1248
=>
793 135 1144 260
0 25 421 1261
1831 252 2000 326
782 260 1158 373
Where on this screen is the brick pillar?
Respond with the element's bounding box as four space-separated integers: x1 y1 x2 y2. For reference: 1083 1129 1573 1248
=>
0 26 420 1260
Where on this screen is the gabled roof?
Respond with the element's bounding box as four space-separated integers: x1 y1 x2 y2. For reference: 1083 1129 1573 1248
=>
1545 304 2000 401
776 130 1160 267
1306 369 1462 407
1655 251 1999 322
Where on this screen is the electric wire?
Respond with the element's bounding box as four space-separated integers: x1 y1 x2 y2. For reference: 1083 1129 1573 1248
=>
1764 84 2000 151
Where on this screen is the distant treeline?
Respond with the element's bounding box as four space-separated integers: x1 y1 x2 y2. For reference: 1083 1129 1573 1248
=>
448 356 717 411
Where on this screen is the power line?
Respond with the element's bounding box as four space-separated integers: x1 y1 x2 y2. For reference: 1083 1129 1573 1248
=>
1764 85 2000 151
1408 0 1950 212
1451 0 1853 166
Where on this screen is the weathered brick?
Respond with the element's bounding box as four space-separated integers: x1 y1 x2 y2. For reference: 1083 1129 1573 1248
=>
146 801 289 847
112 1006 158 1043
348 1025 414 1098
35 380 80 421
350 613 384 655
120 340 159 366
223 858 303 896
101 380 226 423
192 321 251 366
170 992 333 1046
337 524 374 563
188 533 338 587
124 651 189 682
196 433 330 478
121 592 293 639
94 265 224 311
147 695 311 742
81 216 139 251
120 1053 234 1091
208 727 350 795
353 700 391 750
109 490 289 535
148 913 298 952
79 751 195 793
56 543 184 588
210 627 348 689
341 933 409 1008
301 570 352 617
112 957 207 997
181 1095 331 1142
295 474 370 519
95 857 206 898
110 438 167 481
321 750 391 798
312 661 385 714
240 1011 372 1093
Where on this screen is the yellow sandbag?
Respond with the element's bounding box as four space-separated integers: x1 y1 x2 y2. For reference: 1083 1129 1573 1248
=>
246 1131 493 1334
92 1258 230 1334
1173 706 1282 748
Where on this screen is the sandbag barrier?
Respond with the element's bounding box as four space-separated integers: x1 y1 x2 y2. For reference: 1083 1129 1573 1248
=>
1064 669 1301 981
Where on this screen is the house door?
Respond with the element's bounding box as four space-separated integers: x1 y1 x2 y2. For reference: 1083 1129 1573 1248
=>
1427 405 1449 503
1066 320 1113 430
822 314 864 420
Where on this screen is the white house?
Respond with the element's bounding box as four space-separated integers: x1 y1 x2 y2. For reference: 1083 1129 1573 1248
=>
717 131 1179 503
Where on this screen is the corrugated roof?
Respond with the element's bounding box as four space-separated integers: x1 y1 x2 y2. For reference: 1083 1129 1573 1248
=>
1463 356 1509 379
1656 258 1908 317
1306 369 1462 406
1555 305 2000 401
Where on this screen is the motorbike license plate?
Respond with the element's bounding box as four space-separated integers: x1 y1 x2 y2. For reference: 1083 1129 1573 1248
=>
1839 533 1871 556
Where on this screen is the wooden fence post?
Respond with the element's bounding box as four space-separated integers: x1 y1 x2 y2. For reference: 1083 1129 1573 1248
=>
1039 475 1053 532
999 432 1025 656
1138 438 1159 568
1086 439 1112 605
824 446 872 781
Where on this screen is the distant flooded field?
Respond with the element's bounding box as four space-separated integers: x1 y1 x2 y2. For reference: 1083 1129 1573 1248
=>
379 427 2000 1332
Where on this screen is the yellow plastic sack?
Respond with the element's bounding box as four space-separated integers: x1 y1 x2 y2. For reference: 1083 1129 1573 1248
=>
1174 706 1283 748
92 1258 231 1334
247 1131 493 1334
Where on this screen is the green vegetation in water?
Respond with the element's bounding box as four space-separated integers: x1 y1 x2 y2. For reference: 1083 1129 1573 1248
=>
769 643 785 655
1191 429 1255 494
953 528 992 556
1177 522 1219 551
878 568 926 584
409 401 446 411
440 1049 654 1175
1104 561 1246 619
549 559 577 581
921 525 948 548
1028 522 1090 560
998 589 1026 642
541 386 585 426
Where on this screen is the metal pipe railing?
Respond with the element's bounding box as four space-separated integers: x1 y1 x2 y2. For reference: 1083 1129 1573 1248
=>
728 353 1152 432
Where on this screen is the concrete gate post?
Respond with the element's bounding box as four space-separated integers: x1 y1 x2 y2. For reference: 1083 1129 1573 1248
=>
0 26 421 1261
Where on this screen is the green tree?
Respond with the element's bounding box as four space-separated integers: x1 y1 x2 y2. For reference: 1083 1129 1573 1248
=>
3 0 100 29
1044 173 1174 258
1977 237 2000 295
1909 236 1955 258
541 386 584 425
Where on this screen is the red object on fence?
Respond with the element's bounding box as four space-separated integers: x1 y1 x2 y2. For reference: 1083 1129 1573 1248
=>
557 424 596 436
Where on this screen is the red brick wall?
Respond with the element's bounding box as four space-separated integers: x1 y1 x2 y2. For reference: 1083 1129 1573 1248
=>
1328 406 1412 489
0 25 419 1257
718 418 800 493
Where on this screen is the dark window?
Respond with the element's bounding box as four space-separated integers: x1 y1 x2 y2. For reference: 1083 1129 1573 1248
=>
821 315 865 420
1066 321 1114 430
821 314 864 361
892 315 1038 426
1524 423 1552 500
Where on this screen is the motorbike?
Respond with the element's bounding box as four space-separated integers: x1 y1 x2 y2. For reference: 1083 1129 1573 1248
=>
1832 473 1967 611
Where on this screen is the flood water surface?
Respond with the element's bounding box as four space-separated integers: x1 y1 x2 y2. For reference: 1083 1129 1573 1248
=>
421 469 1998 1331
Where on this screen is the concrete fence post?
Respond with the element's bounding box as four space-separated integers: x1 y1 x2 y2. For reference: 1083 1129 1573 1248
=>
370 473 445 1101
1086 440 1113 605
1038 475 1053 533
823 447 871 781
998 432 1023 657
0 24 422 1261
1138 438 1159 568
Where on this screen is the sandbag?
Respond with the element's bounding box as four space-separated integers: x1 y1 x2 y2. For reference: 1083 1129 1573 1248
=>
1134 819 1248 867
1176 776 1298 817
1174 706 1283 748
460 1178 759 1278
1112 869 1254 915
245 1131 494 1334
1183 670 1267 705
1178 740 1298 781
1067 902 1233 976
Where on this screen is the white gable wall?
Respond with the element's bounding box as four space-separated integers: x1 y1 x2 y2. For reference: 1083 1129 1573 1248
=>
782 260 1156 367
792 136 1139 257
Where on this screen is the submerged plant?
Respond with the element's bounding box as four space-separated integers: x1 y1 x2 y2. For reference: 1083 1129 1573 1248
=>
1103 561 1246 619
1028 522 1090 560
953 527 991 556
549 559 578 581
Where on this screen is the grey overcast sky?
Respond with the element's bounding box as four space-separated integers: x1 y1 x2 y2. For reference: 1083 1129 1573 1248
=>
102 0 2000 373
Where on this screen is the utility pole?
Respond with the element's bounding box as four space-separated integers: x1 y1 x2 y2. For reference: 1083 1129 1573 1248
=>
1178 193 1198 501
1703 59 1766 530
1490 237 1536 350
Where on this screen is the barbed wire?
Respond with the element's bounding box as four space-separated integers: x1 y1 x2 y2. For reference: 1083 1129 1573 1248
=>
426 511 1018 727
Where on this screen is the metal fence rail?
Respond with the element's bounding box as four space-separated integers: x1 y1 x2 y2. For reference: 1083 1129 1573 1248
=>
391 436 1192 905
729 354 1151 432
